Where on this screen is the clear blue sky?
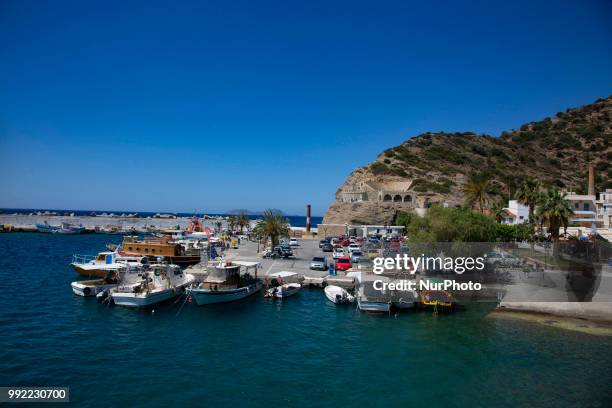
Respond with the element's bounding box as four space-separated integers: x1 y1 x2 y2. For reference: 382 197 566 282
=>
1 0 611 216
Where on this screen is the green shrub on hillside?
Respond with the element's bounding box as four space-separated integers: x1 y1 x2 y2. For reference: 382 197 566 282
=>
370 162 390 175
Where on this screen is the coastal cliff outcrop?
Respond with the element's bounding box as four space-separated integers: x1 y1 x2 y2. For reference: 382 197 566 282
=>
323 96 612 225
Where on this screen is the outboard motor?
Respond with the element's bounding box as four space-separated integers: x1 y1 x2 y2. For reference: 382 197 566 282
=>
96 288 110 303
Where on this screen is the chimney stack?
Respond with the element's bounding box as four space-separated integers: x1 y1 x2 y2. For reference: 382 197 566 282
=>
306 204 311 233
588 164 595 196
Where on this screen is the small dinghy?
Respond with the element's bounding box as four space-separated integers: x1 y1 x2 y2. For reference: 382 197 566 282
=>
324 285 354 304
266 283 301 298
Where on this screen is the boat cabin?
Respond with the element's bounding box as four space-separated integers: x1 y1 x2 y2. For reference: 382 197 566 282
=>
121 236 184 257
95 252 116 264
201 263 242 290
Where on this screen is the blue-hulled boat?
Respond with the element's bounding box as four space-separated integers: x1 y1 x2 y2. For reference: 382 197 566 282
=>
36 222 60 233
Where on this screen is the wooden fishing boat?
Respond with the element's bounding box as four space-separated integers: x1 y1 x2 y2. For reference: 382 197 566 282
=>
118 236 201 267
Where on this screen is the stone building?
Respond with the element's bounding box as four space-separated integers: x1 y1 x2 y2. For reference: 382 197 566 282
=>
337 180 436 209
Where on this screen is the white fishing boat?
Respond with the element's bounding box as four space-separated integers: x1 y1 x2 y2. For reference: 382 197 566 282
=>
111 263 195 307
70 251 147 278
392 288 419 309
71 272 120 297
324 285 355 304
357 296 391 313
356 283 391 313
266 283 301 298
56 223 86 234
187 261 262 305
264 271 302 298
266 271 301 284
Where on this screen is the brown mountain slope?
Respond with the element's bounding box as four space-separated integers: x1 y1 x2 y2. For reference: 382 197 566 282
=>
323 96 612 225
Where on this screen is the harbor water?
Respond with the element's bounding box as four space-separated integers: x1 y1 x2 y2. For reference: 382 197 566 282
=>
1 233 611 407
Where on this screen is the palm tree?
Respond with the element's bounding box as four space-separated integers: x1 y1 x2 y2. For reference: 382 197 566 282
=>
227 216 237 233
252 209 290 248
463 173 491 213
515 177 541 224
236 211 250 234
536 189 574 251
215 220 223 233
490 200 507 223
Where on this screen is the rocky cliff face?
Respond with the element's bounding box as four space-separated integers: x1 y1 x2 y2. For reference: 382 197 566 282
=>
323 96 612 225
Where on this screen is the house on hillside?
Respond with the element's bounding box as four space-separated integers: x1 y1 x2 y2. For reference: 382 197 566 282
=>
501 200 529 224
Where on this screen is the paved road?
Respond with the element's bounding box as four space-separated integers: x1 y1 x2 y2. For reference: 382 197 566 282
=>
223 238 371 278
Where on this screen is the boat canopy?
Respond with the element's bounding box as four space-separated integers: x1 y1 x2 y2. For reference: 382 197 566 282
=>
232 261 260 268
205 264 241 283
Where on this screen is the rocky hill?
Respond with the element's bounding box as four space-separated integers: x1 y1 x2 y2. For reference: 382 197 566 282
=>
323 96 612 225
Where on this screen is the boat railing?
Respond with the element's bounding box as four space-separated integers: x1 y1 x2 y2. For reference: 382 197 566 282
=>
72 254 95 264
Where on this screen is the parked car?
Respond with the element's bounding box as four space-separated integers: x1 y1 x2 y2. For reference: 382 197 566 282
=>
333 248 346 259
273 246 293 258
335 256 352 271
310 256 328 271
347 243 361 253
321 243 334 252
485 252 522 267
289 238 299 247
340 239 350 247
350 250 363 263
319 239 330 248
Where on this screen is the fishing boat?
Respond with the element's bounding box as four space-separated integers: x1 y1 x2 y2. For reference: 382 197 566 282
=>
70 251 148 278
420 290 454 312
356 283 391 313
264 271 302 298
70 265 144 297
36 222 60 233
56 223 86 234
324 285 354 304
186 261 262 305
391 287 419 309
111 263 195 307
266 283 301 298
118 236 201 267
71 271 120 297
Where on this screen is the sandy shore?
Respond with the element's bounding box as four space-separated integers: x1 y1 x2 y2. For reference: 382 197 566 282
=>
488 308 612 336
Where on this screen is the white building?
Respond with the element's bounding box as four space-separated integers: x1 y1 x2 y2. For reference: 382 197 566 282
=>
501 200 529 224
596 189 612 229
565 193 598 227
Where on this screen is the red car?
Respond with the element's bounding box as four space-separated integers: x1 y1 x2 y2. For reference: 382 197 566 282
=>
335 256 352 271
340 239 350 247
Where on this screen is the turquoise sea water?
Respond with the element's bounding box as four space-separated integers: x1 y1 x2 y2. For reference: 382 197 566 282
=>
1 233 611 407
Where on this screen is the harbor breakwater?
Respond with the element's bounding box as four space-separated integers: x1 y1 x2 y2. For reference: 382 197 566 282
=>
0 213 322 232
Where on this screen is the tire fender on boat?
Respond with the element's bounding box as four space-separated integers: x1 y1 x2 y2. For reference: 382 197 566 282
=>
83 287 91 295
